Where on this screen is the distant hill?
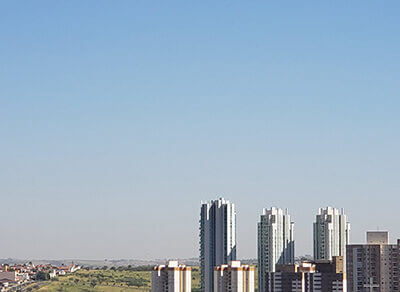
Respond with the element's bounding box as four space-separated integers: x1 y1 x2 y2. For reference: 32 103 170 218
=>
0 257 259 267
0 258 200 267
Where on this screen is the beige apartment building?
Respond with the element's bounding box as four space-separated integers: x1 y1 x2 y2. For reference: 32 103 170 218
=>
151 261 191 292
214 261 255 292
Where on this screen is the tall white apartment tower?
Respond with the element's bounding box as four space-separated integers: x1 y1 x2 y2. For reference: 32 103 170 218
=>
151 261 191 292
313 206 350 261
257 207 294 292
200 198 236 292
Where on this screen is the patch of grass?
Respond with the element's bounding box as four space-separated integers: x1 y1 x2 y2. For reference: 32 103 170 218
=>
32 265 258 291
33 267 202 292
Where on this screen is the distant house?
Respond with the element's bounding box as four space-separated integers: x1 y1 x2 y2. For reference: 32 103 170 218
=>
56 264 81 275
0 271 18 283
49 270 57 278
70 265 81 273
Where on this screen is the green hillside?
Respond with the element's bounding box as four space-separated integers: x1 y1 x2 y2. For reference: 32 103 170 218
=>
30 266 256 291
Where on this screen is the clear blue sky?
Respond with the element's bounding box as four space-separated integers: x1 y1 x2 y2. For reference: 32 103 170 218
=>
1 1 400 260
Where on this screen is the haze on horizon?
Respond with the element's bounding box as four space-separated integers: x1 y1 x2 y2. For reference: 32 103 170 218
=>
1 1 399 261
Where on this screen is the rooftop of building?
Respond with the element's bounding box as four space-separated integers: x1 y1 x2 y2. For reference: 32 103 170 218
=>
214 261 255 271
153 261 191 271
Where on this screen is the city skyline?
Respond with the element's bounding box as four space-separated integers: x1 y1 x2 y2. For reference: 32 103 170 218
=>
1 0 400 260
0 197 396 260
0 194 394 261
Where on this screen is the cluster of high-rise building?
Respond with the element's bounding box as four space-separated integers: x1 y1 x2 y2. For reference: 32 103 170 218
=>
197 198 351 292
151 197 400 292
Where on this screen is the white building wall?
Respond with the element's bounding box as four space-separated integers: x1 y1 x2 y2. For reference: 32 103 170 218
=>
183 269 191 292
244 269 255 292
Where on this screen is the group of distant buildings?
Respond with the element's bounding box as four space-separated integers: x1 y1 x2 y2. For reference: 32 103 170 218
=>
0 264 29 290
151 197 400 292
0 263 80 291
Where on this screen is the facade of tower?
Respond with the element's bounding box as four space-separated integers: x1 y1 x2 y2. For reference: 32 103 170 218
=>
313 207 350 261
200 198 236 292
258 207 294 292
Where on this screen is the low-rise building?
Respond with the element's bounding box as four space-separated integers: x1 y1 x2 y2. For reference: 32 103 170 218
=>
214 261 255 292
49 270 57 278
264 257 346 292
346 231 400 292
151 260 191 292
0 271 18 283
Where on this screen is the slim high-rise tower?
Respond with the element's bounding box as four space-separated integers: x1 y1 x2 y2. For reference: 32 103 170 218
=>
200 198 236 292
258 207 294 292
313 207 350 261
